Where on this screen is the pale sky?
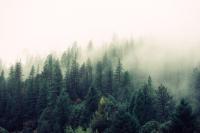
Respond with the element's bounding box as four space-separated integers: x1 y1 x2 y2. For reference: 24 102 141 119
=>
0 0 200 64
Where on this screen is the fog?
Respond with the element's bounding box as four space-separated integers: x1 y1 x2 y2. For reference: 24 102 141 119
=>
1 0 200 64
0 0 200 101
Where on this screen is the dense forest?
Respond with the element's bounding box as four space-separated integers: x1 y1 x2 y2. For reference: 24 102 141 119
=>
0 41 200 133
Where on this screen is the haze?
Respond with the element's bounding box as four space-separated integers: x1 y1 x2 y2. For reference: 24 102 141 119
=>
0 0 200 64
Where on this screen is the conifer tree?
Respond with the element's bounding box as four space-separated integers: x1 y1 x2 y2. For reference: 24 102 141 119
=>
95 61 103 92
114 58 123 98
156 84 174 122
170 99 196 133
24 66 37 120
110 107 139 133
0 71 7 126
134 78 156 125
48 60 62 106
67 57 79 101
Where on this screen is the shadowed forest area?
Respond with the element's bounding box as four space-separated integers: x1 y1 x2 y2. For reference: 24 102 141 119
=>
0 41 200 133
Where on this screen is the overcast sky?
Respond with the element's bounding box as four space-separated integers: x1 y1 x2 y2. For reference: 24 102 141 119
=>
0 0 200 64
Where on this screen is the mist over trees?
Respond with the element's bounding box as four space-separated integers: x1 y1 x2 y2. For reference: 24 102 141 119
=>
0 40 200 133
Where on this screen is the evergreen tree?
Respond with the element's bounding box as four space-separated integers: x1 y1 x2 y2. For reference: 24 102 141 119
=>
139 121 160 133
80 87 99 128
119 71 131 101
95 61 103 92
134 79 156 125
86 59 93 88
156 84 174 122
48 60 63 106
38 59 64 133
6 62 24 131
129 93 136 113
67 57 79 101
110 107 139 133
114 58 122 88
79 63 88 99
36 77 48 117
114 58 123 98
4 66 15 129
192 68 200 114
52 91 71 133
24 66 37 120
103 65 113 95
170 99 196 133
0 71 7 125
36 55 55 116
91 97 110 133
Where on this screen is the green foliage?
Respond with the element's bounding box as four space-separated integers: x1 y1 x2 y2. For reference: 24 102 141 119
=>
80 87 99 128
139 121 160 133
134 78 156 125
0 127 9 133
0 44 198 133
155 84 175 122
110 107 139 133
170 99 196 133
91 97 111 133
95 61 103 91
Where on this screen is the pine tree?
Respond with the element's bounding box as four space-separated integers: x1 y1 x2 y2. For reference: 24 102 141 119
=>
114 58 123 98
79 60 93 99
7 62 24 130
95 61 103 92
79 63 87 99
37 55 55 116
80 87 99 128
24 66 38 120
86 58 93 88
156 84 174 122
67 57 79 101
119 71 131 101
114 58 122 88
0 71 7 126
4 66 15 129
0 71 6 115
91 97 110 133
103 65 113 95
192 68 200 114
134 79 156 125
170 99 196 133
36 77 48 117
110 107 139 133
52 91 71 133
48 60 63 106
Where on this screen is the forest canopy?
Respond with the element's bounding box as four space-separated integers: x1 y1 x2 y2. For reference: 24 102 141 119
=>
0 40 200 133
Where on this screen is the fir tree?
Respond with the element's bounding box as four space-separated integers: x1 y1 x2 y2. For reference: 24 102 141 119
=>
170 99 196 133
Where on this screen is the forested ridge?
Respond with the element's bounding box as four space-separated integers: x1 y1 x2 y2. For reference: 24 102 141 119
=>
0 42 200 133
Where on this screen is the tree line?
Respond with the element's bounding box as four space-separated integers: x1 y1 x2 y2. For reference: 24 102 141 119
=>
0 44 199 133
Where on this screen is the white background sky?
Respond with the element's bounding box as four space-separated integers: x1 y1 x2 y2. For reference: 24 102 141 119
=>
0 0 200 64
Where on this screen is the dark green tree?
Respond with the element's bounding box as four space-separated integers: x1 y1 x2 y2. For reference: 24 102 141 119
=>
24 66 38 120
139 121 160 133
80 87 99 128
91 97 111 133
95 61 103 92
67 56 79 101
5 62 24 131
52 91 71 133
110 107 139 133
156 84 174 122
114 58 123 98
48 60 63 106
134 78 156 125
170 99 196 133
103 65 113 95
0 71 7 126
